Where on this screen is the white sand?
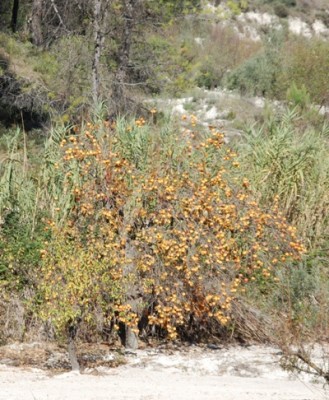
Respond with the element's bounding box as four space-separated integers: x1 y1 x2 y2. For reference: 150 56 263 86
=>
0 345 327 400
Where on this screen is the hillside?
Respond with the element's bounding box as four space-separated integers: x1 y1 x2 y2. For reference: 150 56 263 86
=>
1 0 329 130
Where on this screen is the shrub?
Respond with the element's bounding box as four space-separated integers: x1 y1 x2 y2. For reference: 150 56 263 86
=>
226 52 278 96
226 31 329 106
130 33 195 96
37 114 305 343
280 37 329 106
195 25 261 90
274 3 289 18
226 30 285 97
226 0 248 15
0 216 46 290
286 82 310 110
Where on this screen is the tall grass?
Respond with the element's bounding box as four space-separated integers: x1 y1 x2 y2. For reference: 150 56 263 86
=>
236 108 329 249
0 125 73 232
235 107 329 381
0 123 74 297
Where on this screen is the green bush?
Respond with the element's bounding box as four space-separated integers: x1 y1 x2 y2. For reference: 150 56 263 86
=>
195 25 261 90
280 37 329 106
226 30 284 97
226 51 280 96
226 33 329 107
286 83 310 110
0 216 46 290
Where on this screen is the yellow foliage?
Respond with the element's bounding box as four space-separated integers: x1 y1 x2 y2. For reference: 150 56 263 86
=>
39 116 305 340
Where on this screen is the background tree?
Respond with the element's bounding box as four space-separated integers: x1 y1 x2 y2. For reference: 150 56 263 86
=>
30 0 44 46
11 0 19 33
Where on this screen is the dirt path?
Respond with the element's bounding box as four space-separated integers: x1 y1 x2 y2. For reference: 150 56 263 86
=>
0 345 327 400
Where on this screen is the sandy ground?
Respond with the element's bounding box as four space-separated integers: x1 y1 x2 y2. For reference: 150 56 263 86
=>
0 345 327 400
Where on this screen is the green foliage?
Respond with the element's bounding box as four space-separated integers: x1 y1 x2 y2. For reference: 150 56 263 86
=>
0 129 32 222
0 124 74 294
133 34 195 95
39 227 128 335
226 30 285 97
225 32 329 107
0 34 22 56
50 35 92 103
286 83 310 110
0 216 46 290
246 254 329 343
283 262 327 329
148 0 202 21
115 118 154 169
0 128 56 291
195 25 261 90
226 52 278 96
281 37 329 106
226 0 248 15
236 107 329 366
33 52 59 80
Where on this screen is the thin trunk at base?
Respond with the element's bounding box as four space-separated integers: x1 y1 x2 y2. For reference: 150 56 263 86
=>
68 324 79 371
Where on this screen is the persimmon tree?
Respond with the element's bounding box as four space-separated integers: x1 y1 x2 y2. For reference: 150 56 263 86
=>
38 114 305 367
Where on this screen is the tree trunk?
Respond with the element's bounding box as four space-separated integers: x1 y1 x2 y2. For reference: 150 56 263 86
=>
67 323 80 371
118 322 138 350
112 0 138 114
92 0 109 104
11 0 19 33
31 0 44 46
92 0 102 104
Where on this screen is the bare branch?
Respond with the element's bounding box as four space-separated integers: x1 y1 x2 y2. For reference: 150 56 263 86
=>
50 0 68 31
